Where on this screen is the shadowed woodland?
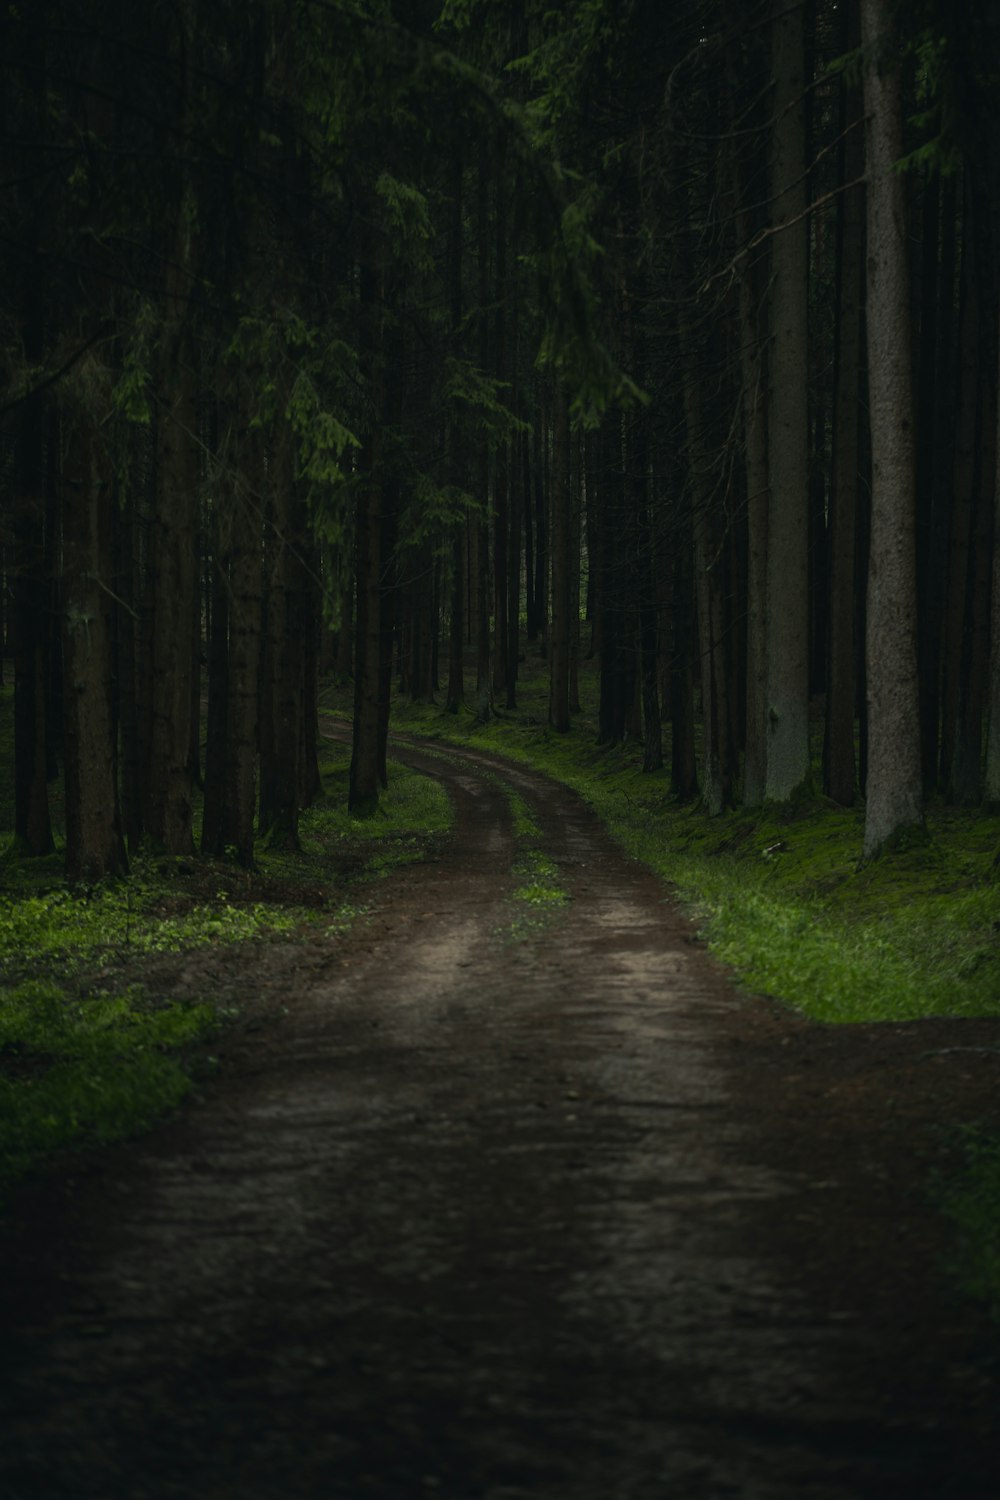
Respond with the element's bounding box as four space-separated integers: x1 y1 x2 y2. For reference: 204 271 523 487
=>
4 7 1000 1493
2 0 998 882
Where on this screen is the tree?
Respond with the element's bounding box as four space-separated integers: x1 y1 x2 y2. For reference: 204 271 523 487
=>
860 0 925 858
765 0 812 804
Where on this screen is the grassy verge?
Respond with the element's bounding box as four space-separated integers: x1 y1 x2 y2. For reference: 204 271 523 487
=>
353 665 1000 1028
0 717 451 1200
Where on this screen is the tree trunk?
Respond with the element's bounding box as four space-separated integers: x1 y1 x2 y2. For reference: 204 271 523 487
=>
824 2 864 806
549 394 571 733
765 0 811 803
446 523 465 713
350 430 382 815
739 245 770 808
12 391 54 857
201 504 230 858
986 329 1000 804
860 0 925 858
670 502 699 801
260 428 306 849
224 464 262 866
145 324 197 853
61 415 127 881
939 175 980 794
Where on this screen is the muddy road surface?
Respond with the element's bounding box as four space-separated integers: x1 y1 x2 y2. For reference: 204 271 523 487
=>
2 738 999 1498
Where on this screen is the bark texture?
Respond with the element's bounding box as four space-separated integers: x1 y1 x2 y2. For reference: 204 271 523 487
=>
860 0 925 858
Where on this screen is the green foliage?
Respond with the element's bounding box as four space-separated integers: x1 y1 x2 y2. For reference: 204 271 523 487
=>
441 358 531 443
110 299 156 425
0 873 304 985
512 849 568 908
503 847 569 943
286 368 361 491
376 170 433 249
0 979 214 1198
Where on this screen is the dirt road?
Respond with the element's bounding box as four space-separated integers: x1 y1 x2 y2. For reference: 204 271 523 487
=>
2 739 998 1498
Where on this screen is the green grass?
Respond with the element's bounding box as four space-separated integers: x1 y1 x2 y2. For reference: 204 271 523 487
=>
502 847 570 943
0 978 215 1197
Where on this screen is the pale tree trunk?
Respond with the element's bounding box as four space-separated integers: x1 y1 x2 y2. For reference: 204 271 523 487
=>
860 0 925 858
765 0 811 803
61 413 127 881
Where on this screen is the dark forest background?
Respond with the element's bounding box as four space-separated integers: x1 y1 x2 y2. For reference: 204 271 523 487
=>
2 0 998 881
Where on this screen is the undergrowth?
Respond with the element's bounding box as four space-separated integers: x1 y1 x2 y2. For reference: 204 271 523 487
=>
0 713 450 1199
0 980 214 1198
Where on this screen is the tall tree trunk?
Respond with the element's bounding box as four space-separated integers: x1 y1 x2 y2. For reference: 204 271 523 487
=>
950 357 996 804
350 429 382 815
201 502 230 858
986 328 1000 805
533 396 548 658
568 428 582 716
824 2 864 806
446 523 465 714
61 413 127 881
739 243 770 808
860 0 925 858
549 394 571 732
12 390 54 857
765 0 811 802
939 176 980 794
260 427 306 849
145 319 197 853
670 498 699 801
224 460 262 866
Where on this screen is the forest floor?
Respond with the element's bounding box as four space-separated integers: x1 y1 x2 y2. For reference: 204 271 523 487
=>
2 734 1000 1498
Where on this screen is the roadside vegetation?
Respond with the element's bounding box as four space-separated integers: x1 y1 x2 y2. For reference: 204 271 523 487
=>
370 663 1000 1028
0 687 450 1200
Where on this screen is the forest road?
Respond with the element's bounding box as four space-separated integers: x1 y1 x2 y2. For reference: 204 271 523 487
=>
2 735 999 1500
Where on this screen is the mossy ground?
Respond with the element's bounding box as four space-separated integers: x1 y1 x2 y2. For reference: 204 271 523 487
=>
0 688 450 1198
